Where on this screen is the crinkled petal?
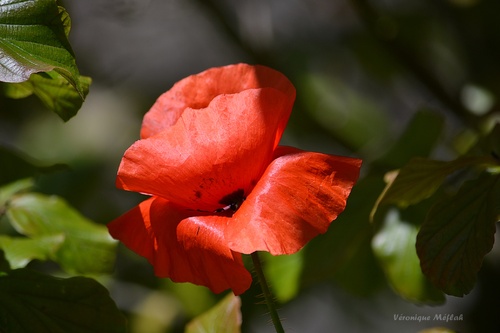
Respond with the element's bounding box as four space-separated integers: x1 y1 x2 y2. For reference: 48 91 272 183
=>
117 87 294 211
175 215 253 295
141 63 296 139
226 146 362 255
107 196 252 295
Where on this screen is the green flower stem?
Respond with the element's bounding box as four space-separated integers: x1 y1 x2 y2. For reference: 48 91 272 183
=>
251 252 285 333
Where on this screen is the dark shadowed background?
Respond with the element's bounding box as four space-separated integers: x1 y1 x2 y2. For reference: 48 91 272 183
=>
1 0 499 332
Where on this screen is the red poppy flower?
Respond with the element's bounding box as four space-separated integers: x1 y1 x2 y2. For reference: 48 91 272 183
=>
108 64 362 295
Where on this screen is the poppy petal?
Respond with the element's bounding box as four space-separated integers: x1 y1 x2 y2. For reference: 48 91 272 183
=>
107 196 252 295
176 215 252 295
116 87 294 211
141 63 296 139
226 146 362 255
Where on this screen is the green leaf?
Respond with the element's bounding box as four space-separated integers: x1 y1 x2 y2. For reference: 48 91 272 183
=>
0 145 67 186
372 209 445 304
378 155 496 209
263 251 302 303
185 293 241 333
416 172 500 296
6 193 117 274
0 178 33 207
0 234 64 269
0 0 77 85
1 80 33 98
0 268 127 333
4 72 92 121
0 0 89 120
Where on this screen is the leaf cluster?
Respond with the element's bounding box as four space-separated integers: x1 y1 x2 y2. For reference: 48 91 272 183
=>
0 151 125 332
0 1 124 332
372 125 500 298
0 0 90 121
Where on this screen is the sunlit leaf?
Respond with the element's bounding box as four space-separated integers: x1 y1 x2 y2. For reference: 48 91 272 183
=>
6 193 117 274
4 72 91 121
0 268 127 333
185 293 242 333
372 209 445 303
0 178 33 207
1 80 32 98
417 172 500 296
0 0 77 85
0 0 89 120
0 234 64 269
377 155 496 209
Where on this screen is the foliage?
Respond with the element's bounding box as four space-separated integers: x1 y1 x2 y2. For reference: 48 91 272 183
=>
0 1 122 331
5 190 117 274
185 294 242 333
0 0 90 121
372 126 499 298
0 268 126 333
1 0 499 332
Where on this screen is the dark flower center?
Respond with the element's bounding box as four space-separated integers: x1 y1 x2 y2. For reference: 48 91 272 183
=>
215 188 246 215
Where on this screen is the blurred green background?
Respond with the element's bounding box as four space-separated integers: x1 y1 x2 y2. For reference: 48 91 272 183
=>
1 0 499 332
